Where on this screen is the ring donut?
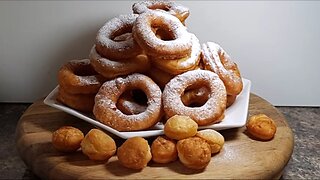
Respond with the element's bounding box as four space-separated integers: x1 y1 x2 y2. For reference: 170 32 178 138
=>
93 73 162 131
133 10 192 59
163 70 227 125
151 33 201 75
89 45 150 79
58 59 105 94
202 42 243 95
57 87 95 112
132 1 190 24
95 14 142 60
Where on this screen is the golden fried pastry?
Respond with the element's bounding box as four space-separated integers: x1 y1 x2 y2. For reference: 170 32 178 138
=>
176 137 211 170
196 129 224 154
246 114 277 140
93 73 162 131
163 70 227 125
52 126 84 152
117 137 152 169
151 136 177 163
202 42 243 96
80 129 116 161
164 115 198 140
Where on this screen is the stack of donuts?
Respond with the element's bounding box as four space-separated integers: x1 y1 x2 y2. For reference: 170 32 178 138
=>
56 0 243 132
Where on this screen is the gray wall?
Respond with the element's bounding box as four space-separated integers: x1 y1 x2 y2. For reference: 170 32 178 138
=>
1 1 319 106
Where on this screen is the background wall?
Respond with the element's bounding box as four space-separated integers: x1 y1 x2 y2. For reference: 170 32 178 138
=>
0 1 319 106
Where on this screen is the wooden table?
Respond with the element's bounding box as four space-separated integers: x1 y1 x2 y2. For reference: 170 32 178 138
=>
16 94 294 179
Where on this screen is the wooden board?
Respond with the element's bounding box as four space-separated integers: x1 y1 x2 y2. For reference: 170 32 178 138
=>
16 94 294 179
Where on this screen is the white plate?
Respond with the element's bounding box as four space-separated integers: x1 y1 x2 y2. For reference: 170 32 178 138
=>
44 79 251 139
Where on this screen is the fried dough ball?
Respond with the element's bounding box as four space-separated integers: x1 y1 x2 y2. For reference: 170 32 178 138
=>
196 129 224 154
246 114 277 141
52 126 84 152
177 137 211 170
151 136 177 164
117 137 152 169
81 129 116 161
164 115 198 140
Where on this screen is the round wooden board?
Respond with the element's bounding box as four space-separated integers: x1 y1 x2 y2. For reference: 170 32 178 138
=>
16 94 294 179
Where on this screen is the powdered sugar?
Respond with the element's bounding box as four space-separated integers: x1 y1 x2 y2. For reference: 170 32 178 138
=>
133 10 192 57
163 69 226 125
93 73 162 131
202 42 243 95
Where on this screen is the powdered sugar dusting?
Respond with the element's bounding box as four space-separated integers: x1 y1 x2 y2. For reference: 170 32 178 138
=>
202 42 243 95
163 70 226 125
132 0 189 22
151 33 201 74
133 10 192 57
93 73 162 131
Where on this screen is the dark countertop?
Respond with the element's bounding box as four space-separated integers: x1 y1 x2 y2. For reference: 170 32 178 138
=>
0 103 319 179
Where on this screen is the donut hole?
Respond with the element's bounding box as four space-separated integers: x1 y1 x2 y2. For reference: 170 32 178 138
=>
181 86 210 107
111 26 133 42
117 89 148 115
151 23 175 41
113 32 132 42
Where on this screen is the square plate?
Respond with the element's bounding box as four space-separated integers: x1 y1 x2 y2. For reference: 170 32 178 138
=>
44 79 251 139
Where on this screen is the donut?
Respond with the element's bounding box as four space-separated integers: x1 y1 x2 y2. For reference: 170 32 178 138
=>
202 42 243 95
164 115 198 140
51 126 84 152
56 87 95 112
117 137 152 169
58 59 105 94
81 129 117 161
151 136 178 164
147 65 174 89
227 95 237 108
150 33 201 75
133 10 192 59
246 114 277 141
93 73 162 131
95 14 142 60
196 129 225 154
89 45 150 79
176 137 211 170
132 0 190 24
162 70 227 126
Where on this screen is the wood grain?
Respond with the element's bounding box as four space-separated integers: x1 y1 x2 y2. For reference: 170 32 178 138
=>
15 94 294 179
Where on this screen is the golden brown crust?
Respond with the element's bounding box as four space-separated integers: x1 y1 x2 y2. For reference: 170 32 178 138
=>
117 137 152 169
176 137 211 169
164 115 198 140
196 129 225 154
202 42 243 95
132 10 192 59
93 73 162 131
162 70 227 126
246 114 277 141
52 126 84 152
150 33 201 75
227 95 237 108
95 14 142 60
56 87 95 112
151 136 177 163
147 65 175 89
80 129 117 161
58 59 105 95
89 46 150 80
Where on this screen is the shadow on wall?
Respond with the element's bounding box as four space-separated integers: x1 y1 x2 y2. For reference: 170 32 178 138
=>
36 25 100 100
